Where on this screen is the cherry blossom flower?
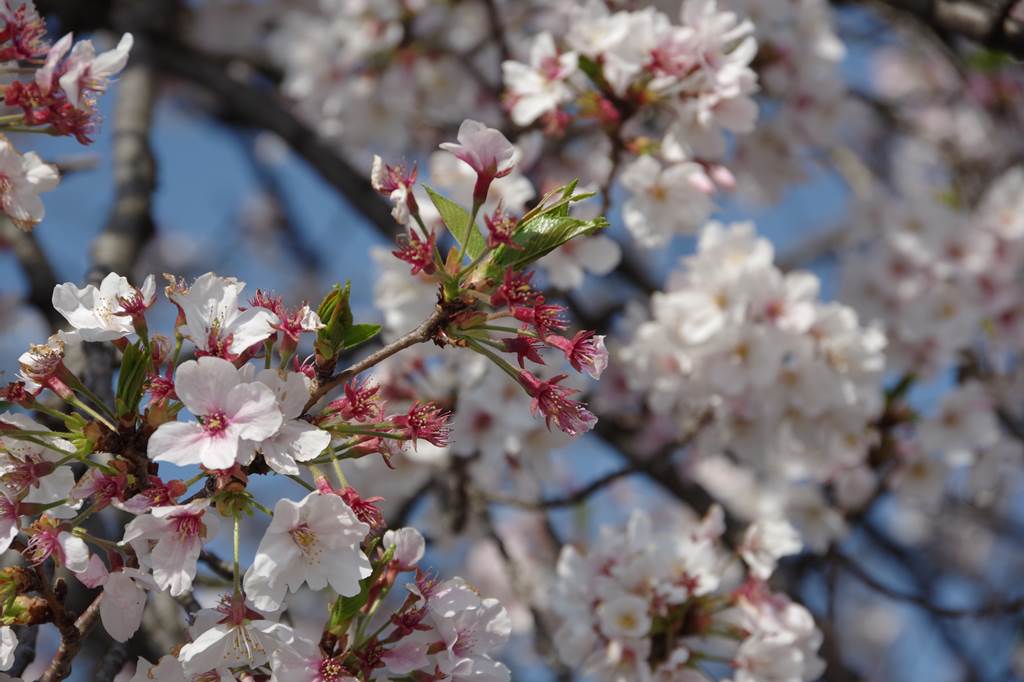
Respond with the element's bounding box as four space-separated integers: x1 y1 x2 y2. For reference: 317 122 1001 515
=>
439 119 518 205
52 272 155 342
121 499 219 597
537 235 621 291
0 411 76 510
371 155 419 225
178 597 295 676
518 371 597 436
545 330 609 379
271 635 359 682
148 356 282 470
620 155 714 247
99 568 155 642
241 369 331 475
243 491 371 612
167 272 279 359
740 519 803 579
24 516 89 571
0 134 59 230
54 32 134 107
384 527 426 571
501 32 578 126
0 0 48 61
0 627 15 672
423 577 512 681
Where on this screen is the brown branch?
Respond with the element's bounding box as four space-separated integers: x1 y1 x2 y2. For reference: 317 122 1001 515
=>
303 304 449 413
835 548 1024 618
864 0 1024 56
0 218 62 329
484 464 640 509
148 38 400 240
39 586 103 682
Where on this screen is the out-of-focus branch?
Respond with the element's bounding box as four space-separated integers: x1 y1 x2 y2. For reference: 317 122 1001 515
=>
0 219 62 329
149 39 400 240
834 550 1024 617
864 0 1024 57
88 48 158 285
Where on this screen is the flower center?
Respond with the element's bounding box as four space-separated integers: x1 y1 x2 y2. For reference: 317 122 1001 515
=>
203 411 230 436
318 656 351 682
289 522 321 561
171 512 204 538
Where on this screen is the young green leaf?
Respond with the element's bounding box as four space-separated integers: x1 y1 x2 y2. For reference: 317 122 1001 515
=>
425 185 487 259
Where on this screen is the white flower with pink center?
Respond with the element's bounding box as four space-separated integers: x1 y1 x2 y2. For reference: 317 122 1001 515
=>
147 356 282 470
0 411 77 513
167 272 279 358
425 577 512 681
121 499 218 597
178 597 295 676
0 134 59 231
243 491 371 612
240 369 331 475
52 271 156 342
271 634 359 682
57 32 134 107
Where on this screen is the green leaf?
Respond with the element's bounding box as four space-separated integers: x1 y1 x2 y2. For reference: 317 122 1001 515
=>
342 323 382 350
315 282 355 360
116 342 150 417
966 50 1012 72
490 213 609 274
425 185 487 259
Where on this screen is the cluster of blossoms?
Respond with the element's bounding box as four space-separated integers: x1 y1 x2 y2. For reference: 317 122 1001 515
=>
843 167 1024 375
0 0 131 229
502 0 759 247
728 0 849 202
618 221 886 547
372 119 609 440
551 508 823 682
0 117 614 679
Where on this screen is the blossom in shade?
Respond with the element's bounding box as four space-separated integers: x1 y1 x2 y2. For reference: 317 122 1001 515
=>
99 568 155 642
0 626 15 672
0 411 76 509
439 119 518 205
147 356 282 470
383 527 426 571
52 272 155 342
121 499 218 597
517 371 597 436
243 491 371 612
271 634 358 682
424 577 512 681
24 516 89 571
545 330 609 379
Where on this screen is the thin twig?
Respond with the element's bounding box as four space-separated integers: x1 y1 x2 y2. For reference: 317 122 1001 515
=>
303 305 448 413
